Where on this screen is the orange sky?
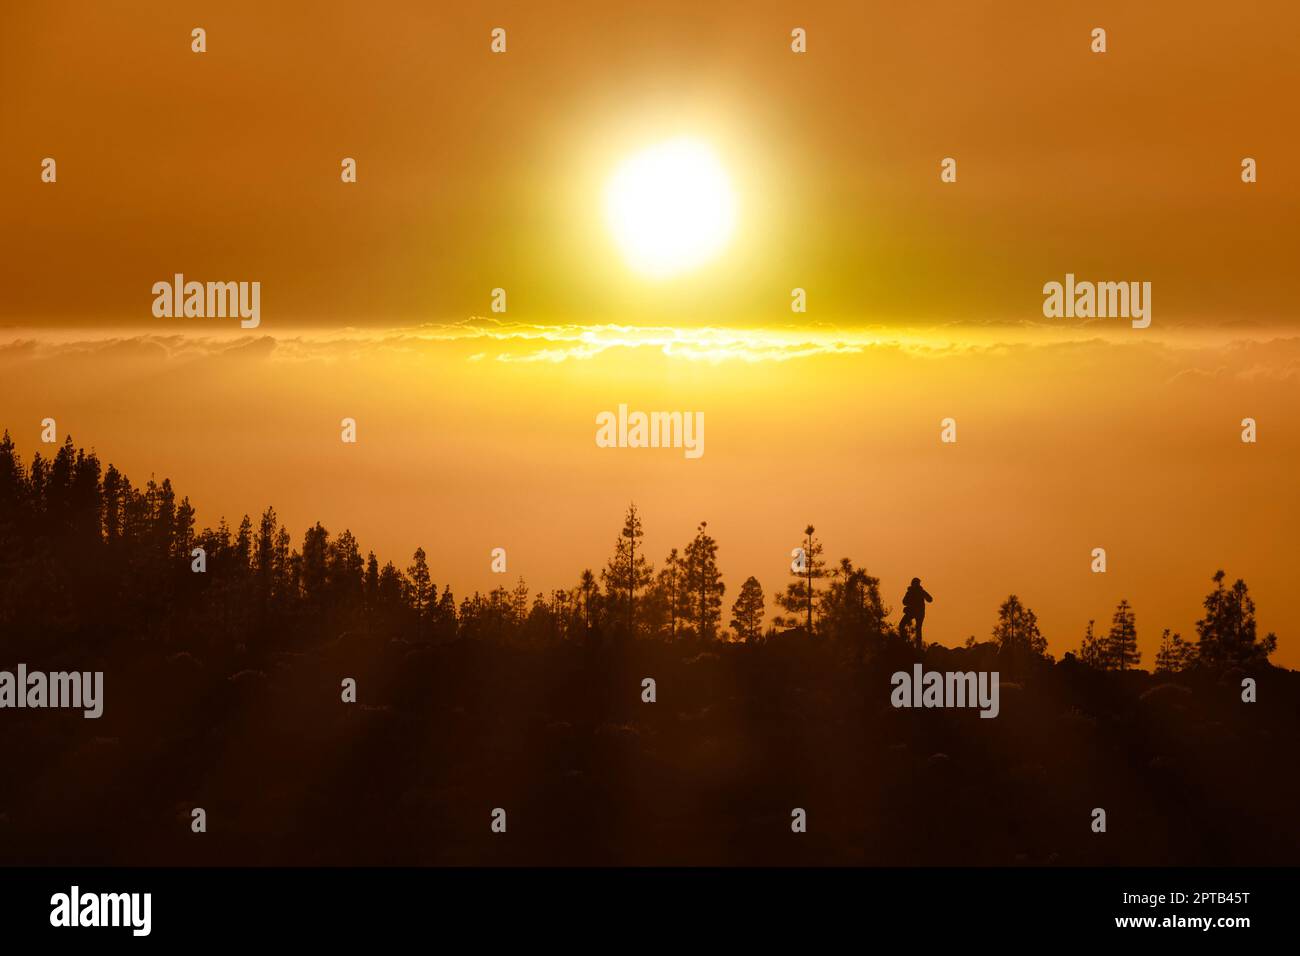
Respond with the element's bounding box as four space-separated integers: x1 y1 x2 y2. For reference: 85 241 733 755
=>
2 1 1297 327
1 2 1297 665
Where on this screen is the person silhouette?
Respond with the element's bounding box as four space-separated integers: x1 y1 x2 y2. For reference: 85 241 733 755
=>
899 577 933 647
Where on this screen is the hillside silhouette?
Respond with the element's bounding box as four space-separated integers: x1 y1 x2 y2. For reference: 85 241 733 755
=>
0 432 1295 865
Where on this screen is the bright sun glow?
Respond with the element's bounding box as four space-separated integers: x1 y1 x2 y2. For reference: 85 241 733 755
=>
604 138 737 279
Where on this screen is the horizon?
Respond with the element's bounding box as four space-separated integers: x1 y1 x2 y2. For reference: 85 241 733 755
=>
4 317 1295 671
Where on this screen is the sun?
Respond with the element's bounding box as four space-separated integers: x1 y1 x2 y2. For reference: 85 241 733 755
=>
604 138 738 279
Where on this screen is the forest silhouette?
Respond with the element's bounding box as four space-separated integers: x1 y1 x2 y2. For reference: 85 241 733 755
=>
0 432 1295 865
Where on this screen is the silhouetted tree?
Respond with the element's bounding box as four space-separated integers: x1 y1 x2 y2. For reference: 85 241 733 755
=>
821 558 889 642
436 585 458 640
545 588 572 642
1195 570 1276 667
407 547 432 620
577 569 598 638
328 529 365 619
0 431 24 514
649 547 687 641
992 594 1050 668
254 507 279 607
778 524 825 635
300 522 329 604
683 521 725 639
174 496 196 564
376 560 408 623
1154 628 1195 674
1104 599 1141 671
601 505 652 637
100 463 123 543
511 577 530 629
364 552 380 610
524 591 559 643
730 575 765 642
1079 618 1104 668
231 515 252 574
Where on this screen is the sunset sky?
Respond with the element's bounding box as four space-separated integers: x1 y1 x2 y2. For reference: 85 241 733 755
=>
2 1 1297 665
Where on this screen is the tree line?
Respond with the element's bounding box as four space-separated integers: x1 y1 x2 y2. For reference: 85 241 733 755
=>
972 582 1276 675
0 432 1279 671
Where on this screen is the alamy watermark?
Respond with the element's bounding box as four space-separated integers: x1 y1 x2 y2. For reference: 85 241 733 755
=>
50 886 150 936
595 404 704 459
890 664 1000 719
0 664 103 718
1042 273 1151 329
151 273 260 328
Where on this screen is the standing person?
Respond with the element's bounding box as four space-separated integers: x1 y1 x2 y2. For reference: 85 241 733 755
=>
899 578 933 648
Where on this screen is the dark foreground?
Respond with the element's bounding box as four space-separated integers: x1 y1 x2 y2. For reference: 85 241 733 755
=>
1 635 1296 866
